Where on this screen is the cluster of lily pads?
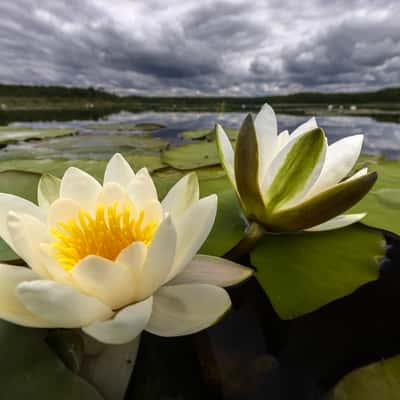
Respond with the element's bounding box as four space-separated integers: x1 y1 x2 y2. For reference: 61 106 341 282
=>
0 104 399 399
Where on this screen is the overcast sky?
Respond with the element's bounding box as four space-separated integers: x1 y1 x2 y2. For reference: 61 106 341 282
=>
0 0 398 95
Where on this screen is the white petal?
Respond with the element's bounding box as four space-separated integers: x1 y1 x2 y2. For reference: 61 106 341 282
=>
254 103 278 182
161 172 199 220
262 130 327 207
60 167 101 212
290 117 318 139
0 194 45 251
347 167 368 181
17 280 113 328
167 195 217 280
169 255 253 287
142 200 163 226
47 198 81 228
96 182 133 210
305 213 367 232
72 256 136 309
104 153 135 187
39 244 73 285
83 296 153 345
137 216 177 300
116 241 147 272
7 212 51 278
0 264 55 327
276 130 290 151
127 169 158 210
307 134 364 197
37 174 61 210
216 125 237 190
146 284 231 337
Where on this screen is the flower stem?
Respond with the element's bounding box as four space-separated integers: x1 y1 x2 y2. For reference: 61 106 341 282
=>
225 221 266 261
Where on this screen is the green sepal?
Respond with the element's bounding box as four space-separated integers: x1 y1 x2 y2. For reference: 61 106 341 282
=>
264 171 377 232
234 114 266 222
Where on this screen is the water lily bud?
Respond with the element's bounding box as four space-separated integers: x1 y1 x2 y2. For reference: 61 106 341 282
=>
216 103 376 232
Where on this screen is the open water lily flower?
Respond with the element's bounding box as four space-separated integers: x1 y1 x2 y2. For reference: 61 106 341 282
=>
0 154 252 344
216 103 377 232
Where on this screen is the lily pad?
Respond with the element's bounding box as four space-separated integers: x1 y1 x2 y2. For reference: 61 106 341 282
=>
251 225 385 319
1 134 167 160
0 321 103 399
153 168 244 255
179 127 238 141
0 127 76 145
179 129 212 140
85 122 165 131
0 154 165 181
351 158 400 235
200 188 246 256
328 355 400 400
152 166 229 199
162 142 220 170
207 127 238 141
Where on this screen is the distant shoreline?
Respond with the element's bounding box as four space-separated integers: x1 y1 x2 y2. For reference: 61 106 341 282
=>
0 83 399 124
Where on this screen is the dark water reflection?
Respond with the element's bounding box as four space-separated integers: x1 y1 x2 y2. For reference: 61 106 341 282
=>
127 232 400 400
5 110 400 159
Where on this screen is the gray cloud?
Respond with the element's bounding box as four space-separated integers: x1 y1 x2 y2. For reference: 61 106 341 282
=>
0 0 398 95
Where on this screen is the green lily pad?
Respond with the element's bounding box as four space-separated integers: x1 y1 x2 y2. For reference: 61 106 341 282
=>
328 355 400 400
0 321 103 399
1 134 167 160
351 158 400 235
0 170 40 202
153 166 229 199
0 153 165 182
251 225 385 319
179 127 238 141
207 127 238 141
85 122 165 131
179 129 212 140
0 127 76 145
200 188 246 256
153 168 244 256
162 142 220 170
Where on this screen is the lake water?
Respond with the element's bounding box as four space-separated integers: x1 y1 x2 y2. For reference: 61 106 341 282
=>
10 111 400 158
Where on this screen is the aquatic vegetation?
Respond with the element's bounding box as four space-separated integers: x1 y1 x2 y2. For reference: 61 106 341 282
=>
216 103 376 232
0 111 398 400
0 154 251 344
0 126 77 145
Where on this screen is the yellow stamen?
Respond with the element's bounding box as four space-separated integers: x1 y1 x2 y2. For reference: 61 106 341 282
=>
51 202 159 271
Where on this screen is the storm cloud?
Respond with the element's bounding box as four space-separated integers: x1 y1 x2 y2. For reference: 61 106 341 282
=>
0 0 398 95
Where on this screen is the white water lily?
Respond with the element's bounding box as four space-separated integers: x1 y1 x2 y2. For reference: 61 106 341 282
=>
0 154 252 344
216 103 377 232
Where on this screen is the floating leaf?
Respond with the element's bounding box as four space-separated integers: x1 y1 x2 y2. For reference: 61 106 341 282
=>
0 127 76 144
200 187 246 256
328 355 400 400
162 142 220 170
0 321 103 399
85 122 165 131
0 154 165 182
1 134 167 160
179 129 211 140
251 225 385 319
351 158 400 234
46 330 84 373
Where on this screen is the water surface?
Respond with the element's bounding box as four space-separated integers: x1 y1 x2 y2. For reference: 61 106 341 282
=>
9 111 400 158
